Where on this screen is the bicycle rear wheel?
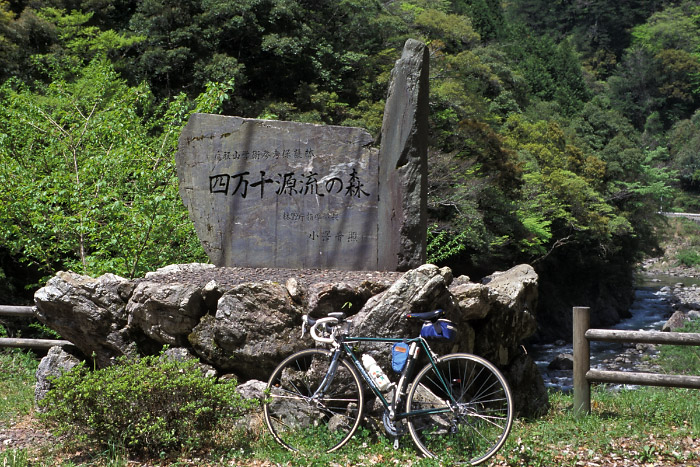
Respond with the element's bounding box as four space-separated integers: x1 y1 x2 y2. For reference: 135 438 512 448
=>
406 353 513 465
263 348 364 454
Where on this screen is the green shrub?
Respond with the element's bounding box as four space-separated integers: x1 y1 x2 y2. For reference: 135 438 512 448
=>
0 449 29 467
676 248 700 267
39 352 257 455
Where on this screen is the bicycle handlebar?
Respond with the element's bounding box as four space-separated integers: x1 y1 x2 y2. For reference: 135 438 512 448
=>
307 316 339 344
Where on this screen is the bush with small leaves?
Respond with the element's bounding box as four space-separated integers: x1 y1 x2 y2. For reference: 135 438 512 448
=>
39 352 257 456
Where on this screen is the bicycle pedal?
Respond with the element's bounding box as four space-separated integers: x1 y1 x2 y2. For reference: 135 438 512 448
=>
393 438 400 450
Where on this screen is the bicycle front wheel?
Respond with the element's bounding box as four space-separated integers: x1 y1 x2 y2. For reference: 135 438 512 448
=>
406 353 513 465
263 348 365 454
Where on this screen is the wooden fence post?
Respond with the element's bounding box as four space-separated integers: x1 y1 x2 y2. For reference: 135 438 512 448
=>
573 306 590 417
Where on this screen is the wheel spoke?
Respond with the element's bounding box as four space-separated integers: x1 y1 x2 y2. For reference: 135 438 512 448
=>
406 354 513 465
263 349 364 454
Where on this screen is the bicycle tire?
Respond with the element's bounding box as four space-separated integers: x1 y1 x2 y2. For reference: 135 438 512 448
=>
263 348 365 454
406 353 513 465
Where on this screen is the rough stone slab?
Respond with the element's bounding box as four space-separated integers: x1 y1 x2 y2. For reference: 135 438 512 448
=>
377 38 429 271
177 115 380 270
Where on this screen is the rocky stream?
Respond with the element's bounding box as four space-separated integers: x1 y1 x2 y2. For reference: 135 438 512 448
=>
534 260 700 392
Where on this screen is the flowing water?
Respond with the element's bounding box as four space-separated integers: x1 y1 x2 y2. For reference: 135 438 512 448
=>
530 273 698 392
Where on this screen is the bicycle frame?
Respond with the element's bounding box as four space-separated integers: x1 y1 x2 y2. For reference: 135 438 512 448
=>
266 315 515 463
322 334 456 423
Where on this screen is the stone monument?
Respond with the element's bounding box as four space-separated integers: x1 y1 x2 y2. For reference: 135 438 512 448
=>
378 38 429 270
176 39 429 271
177 118 379 270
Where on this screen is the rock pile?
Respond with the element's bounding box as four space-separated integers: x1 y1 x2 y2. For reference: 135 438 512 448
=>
662 282 700 331
34 263 549 417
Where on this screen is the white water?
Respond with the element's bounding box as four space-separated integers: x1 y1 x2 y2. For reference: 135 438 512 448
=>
530 273 694 392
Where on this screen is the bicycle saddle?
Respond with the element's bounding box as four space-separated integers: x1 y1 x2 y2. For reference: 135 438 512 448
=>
405 309 445 321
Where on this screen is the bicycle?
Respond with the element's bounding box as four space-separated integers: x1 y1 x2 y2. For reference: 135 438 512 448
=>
263 309 514 465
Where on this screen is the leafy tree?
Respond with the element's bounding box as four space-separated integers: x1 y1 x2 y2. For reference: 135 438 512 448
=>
630 1 700 53
451 0 506 42
0 57 237 281
608 1 700 129
506 32 589 115
668 110 700 191
413 7 480 52
30 7 142 80
507 0 663 64
126 0 204 97
607 46 662 129
502 115 636 262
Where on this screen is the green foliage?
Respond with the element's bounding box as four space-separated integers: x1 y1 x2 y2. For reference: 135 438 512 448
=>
0 449 29 467
427 225 467 264
507 33 590 115
0 56 211 281
414 8 480 52
676 249 700 268
669 110 700 190
40 352 257 455
31 7 144 81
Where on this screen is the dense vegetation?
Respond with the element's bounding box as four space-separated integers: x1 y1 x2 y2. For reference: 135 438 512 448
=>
1 0 698 335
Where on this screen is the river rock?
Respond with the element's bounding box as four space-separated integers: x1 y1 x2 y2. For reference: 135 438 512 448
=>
548 353 574 370
663 310 690 332
35 346 81 409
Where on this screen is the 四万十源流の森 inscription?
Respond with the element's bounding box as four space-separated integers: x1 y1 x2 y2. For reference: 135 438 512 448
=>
176 115 379 270
209 168 370 200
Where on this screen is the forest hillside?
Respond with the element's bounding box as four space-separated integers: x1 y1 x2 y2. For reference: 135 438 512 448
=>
1 0 699 340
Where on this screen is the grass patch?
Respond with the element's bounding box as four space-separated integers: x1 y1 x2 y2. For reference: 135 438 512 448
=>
0 347 39 426
490 387 700 466
657 319 700 375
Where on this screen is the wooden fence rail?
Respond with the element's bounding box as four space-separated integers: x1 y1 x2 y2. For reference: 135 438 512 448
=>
573 306 700 417
0 304 73 350
0 305 36 317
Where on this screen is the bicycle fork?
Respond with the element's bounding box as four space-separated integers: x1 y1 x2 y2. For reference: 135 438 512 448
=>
310 349 343 401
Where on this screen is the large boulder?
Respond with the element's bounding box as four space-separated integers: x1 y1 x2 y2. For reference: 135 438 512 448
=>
33 271 137 367
349 264 471 367
306 280 388 317
189 281 306 380
352 264 456 337
126 281 207 347
471 264 538 366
